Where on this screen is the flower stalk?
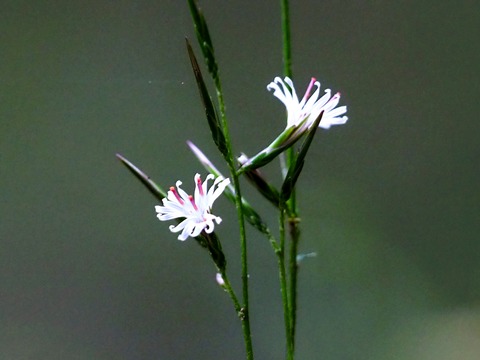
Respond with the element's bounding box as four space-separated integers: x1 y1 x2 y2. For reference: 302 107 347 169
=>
216 85 254 360
281 0 297 356
187 1 253 358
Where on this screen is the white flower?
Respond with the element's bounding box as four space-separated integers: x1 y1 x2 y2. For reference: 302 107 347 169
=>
155 174 230 241
267 76 348 129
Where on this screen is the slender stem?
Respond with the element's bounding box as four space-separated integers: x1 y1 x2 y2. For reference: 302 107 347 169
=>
214 77 253 360
281 0 295 204
288 215 300 352
281 0 301 356
260 225 293 360
281 0 292 79
220 269 242 314
279 208 293 359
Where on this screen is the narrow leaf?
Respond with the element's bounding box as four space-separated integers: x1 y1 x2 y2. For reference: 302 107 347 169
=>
116 153 167 201
187 0 218 78
294 111 323 169
186 39 227 156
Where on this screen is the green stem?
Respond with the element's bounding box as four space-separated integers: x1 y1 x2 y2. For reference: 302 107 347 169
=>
281 0 292 79
214 76 253 360
281 0 294 200
278 209 293 359
219 269 242 315
281 0 300 356
288 215 300 352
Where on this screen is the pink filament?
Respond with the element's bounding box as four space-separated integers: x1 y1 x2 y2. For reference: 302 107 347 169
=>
302 77 317 102
188 195 198 210
196 176 204 196
170 186 184 204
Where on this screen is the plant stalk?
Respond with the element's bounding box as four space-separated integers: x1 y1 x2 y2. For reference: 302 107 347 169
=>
214 76 254 360
279 207 294 359
281 0 301 356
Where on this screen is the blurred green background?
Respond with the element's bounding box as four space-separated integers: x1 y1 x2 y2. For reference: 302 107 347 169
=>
1 1 479 359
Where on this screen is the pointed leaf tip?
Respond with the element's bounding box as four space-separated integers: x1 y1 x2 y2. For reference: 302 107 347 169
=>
116 153 167 201
187 0 218 78
186 41 227 156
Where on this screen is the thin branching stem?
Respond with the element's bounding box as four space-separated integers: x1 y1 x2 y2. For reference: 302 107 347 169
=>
288 215 300 352
279 207 294 359
281 0 292 79
213 76 254 360
281 0 301 356
220 269 242 314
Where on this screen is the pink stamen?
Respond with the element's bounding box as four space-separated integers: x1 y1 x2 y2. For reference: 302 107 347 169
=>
196 176 204 196
170 186 184 204
330 92 341 102
302 77 317 102
188 195 198 210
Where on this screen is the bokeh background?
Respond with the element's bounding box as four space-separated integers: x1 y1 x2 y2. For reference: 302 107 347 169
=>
1 1 479 359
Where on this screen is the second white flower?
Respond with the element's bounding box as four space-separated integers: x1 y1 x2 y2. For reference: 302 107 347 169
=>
155 173 230 241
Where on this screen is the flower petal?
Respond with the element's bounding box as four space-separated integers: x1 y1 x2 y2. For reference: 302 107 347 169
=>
155 173 228 240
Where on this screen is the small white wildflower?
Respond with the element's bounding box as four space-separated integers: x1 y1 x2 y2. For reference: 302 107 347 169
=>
155 174 230 241
267 76 348 129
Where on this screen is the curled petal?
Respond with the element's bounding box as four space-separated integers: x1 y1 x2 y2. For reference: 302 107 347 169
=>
203 219 215 234
189 222 205 238
268 77 348 130
209 177 230 206
155 173 229 240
